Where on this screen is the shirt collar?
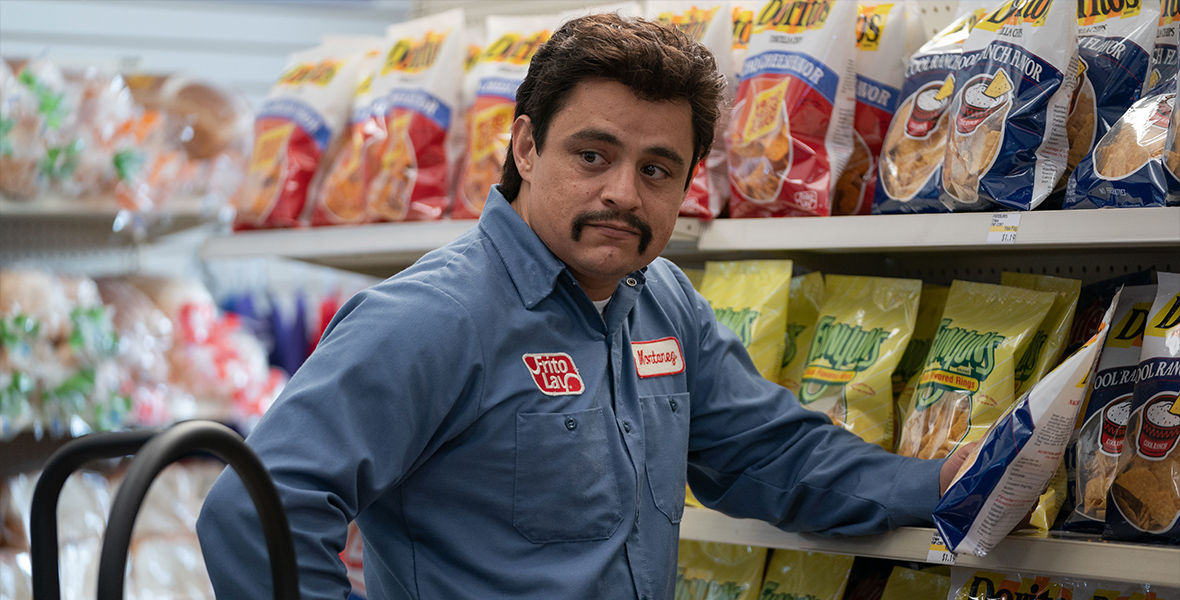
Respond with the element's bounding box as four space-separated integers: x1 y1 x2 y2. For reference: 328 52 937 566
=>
479 185 572 309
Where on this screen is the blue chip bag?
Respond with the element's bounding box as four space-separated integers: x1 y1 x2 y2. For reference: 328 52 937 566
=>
1148 0 1180 92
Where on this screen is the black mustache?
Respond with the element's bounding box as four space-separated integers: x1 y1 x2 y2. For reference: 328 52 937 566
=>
570 210 654 255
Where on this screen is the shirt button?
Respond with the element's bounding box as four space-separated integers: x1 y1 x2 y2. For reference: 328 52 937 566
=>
626 277 638 287
669 399 678 412
623 421 631 433
565 417 577 431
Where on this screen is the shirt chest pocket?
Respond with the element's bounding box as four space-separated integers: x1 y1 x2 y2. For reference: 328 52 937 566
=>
514 408 623 543
640 392 690 524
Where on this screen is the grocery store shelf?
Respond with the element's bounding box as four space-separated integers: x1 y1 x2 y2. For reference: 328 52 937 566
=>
0 193 216 237
679 507 1180 586
698 207 1180 252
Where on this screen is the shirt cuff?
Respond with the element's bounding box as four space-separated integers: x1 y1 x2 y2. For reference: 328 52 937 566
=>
886 456 946 528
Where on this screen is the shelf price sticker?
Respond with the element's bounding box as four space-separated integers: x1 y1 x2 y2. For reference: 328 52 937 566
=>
926 531 957 564
987 213 1021 244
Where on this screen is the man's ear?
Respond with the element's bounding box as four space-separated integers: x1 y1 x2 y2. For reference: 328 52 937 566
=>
511 115 536 181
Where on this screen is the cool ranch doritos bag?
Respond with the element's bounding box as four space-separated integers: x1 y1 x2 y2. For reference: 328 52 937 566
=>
872 1 992 214
727 0 857 218
235 40 375 229
1107 272 1180 544
832 2 908 216
940 0 1079 212
649 1 732 220
934 293 1114 558
1150 0 1180 91
701 260 793 381
897 280 1055 460
452 16 553 219
797 275 920 449
779 271 824 395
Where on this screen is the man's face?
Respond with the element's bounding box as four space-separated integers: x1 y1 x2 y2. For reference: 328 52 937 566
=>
510 79 695 301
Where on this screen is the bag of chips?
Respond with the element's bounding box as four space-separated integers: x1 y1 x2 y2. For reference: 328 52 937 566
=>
833 1 909 216
700 260 793 381
798 275 920 449
940 0 1080 212
1065 270 1156 359
757 549 854 600
935 294 1114 557
1106 272 1180 543
898 280 1056 460
235 39 376 229
1001 273 1082 399
1167 71 1180 201
778 271 824 395
947 569 1179 600
726 0 858 217
872 1 993 214
676 540 767 600
452 16 554 219
879 565 950 600
1149 0 1180 91
1064 284 1157 532
893 284 950 426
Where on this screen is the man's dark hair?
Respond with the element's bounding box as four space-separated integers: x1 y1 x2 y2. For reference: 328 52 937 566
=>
499 12 725 201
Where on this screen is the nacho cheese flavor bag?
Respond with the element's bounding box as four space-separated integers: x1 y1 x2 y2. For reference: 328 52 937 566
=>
898 280 1056 460
452 16 553 219
934 292 1115 557
940 0 1080 212
779 271 824 394
676 540 767 600
1064 284 1157 532
832 2 908 216
757 549 854 600
700 260 793 381
726 0 858 218
235 41 373 229
1106 272 1180 543
797 275 920 449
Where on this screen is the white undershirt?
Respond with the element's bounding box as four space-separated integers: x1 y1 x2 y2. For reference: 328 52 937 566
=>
592 297 611 317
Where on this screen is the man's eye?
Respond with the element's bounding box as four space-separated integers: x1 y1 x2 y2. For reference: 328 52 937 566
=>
641 164 670 180
581 151 602 164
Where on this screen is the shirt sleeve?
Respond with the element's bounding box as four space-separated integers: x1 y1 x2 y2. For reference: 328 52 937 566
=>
681 281 944 536
196 280 485 600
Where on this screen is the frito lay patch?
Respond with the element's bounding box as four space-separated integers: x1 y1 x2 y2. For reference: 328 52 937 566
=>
727 0 858 218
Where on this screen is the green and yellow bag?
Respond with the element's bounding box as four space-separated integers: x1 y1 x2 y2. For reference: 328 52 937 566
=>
778 272 824 394
757 549 853 600
700 260 793 381
797 275 921 449
880 566 951 600
893 284 950 450
676 540 767 600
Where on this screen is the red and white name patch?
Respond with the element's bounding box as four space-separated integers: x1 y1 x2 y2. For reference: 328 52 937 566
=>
522 353 585 396
632 337 685 378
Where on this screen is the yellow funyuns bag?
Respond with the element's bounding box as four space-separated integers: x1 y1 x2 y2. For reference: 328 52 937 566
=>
700 260 793 381
757 549 853 600
676 540 767 600
778 271 824 394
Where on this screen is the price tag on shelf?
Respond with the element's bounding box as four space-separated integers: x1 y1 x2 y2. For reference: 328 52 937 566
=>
987 213 1021 244
926 531 957 565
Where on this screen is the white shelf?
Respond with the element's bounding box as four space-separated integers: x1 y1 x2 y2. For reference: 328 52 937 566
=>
679 507 1180 586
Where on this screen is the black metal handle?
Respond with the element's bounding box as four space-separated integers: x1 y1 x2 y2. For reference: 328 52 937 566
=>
95 420 299 599
31 428 160 600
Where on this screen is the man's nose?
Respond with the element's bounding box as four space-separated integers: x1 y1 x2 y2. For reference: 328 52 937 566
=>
601 166 641 211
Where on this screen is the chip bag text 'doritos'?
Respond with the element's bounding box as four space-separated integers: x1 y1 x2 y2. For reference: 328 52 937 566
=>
898 280 1056 460
700 260 793 381
778 271 824 394
1107 272 1180 543
940 0 1080 212
947 569 1178 600
757 549 854 600
934 291 1115 557
797 275 920 449
727 0 858 218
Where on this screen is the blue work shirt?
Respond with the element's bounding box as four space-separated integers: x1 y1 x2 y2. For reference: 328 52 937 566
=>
197 186 944 600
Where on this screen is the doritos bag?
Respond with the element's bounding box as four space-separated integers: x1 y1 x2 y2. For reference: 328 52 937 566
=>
726 0 858 218
797 275 920 449
700 260 793 380
872 2 992 214
832 2 909 216
1064 284 1157 532
778 271 824 394
934 292 1114 557
898 280 1056 460
452 16 553 219
1066 270 1156 359
676 540 767 600
648 1 732 221
235 40 375 229
1149 0 1180 91
880 566 950 600
757 550 854 600
1167 71 1180 200
1106 272 1180 543
940 0 1080 212
366 10 466 222
947 569 1178 600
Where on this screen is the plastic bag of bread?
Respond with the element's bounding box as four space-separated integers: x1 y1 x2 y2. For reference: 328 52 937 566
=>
452 15 554 219
0 59 72 200
798 275 920 448
700 260 793 381
934 292 1114 557
898 280 1056 460
676 540 767 600
648 0 731 220
726 0 858 217
778 271 824 395
940 0 1079 212
872 1 993 214
757 549 853 600
1149 1 1180 91
1064 284 1157 532
1106 272 1180 543
832 1 909 215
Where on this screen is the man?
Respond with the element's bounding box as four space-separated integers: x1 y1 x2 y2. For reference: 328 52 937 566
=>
198 13 964 599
